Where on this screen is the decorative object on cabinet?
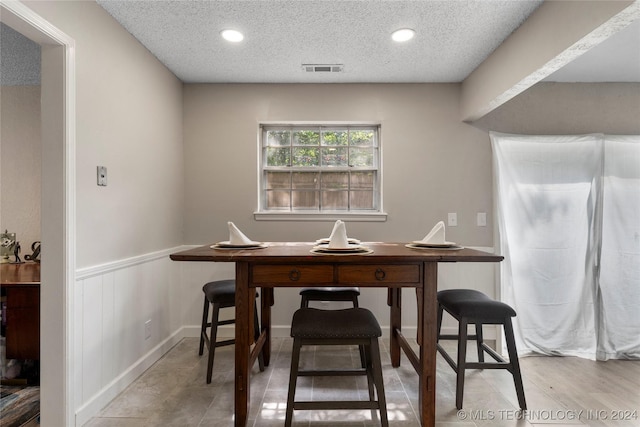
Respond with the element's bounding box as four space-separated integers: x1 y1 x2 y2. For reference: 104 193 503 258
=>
1 230 16 263
24 242 41 263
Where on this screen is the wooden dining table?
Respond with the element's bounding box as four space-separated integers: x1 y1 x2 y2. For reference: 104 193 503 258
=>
170 241 503 426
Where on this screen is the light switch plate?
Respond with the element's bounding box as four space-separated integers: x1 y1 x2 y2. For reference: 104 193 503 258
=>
447 212 457 227
477 212 487 227
97 166 107 186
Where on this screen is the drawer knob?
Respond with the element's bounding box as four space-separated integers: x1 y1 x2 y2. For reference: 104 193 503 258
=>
289 269 301 281
375 268 386 281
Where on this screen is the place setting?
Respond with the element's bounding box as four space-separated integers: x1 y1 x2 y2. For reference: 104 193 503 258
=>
311 220 373 255
405 221 464 250
210 222 268 250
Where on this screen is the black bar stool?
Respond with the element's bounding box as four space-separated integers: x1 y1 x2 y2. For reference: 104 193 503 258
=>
285 307 388 427
199 279 264 384
300 286 365 367
436 289 526 410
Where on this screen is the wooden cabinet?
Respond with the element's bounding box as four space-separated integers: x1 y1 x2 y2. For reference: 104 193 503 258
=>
1 263 40 360
4 285 40 360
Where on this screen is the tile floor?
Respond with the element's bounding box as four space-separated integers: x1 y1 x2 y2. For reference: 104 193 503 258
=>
83 337 640 427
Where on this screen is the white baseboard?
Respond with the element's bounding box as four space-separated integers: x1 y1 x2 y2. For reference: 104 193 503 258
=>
74 327 187 427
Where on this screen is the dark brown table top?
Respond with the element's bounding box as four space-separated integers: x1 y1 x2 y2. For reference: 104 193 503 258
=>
170 242 503 264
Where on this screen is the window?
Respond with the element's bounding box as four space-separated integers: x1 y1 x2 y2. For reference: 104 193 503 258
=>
257 124 384 220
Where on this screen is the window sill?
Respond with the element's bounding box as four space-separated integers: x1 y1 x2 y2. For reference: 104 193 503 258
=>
254 211 388 222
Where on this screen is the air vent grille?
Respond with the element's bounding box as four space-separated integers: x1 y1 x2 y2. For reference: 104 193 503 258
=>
302 64 344 73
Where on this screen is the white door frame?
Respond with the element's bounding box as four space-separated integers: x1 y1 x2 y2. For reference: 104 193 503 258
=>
0 1 76 425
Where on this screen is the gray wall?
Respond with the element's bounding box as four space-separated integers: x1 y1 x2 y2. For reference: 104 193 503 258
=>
474 82 640 134
183 83 494 247
27 0 185 268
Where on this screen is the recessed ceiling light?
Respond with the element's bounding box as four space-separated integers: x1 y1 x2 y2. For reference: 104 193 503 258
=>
391 28 415 42
221 29 244 42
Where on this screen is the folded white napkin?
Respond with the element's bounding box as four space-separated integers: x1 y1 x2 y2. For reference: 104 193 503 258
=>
328 220 350 248
328 220 342 240
228 221 255 245
420 221 446 244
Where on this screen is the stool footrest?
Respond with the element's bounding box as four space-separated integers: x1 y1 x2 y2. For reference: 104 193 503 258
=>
465 362 513 370
213 338 234 348
294 401 382 411
297 369 367 377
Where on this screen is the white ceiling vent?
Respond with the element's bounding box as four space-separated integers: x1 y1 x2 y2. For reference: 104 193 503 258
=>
302 64 344 73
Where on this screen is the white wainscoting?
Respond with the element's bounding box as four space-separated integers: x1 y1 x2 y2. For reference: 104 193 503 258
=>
73 245 498 425
74 247 185 426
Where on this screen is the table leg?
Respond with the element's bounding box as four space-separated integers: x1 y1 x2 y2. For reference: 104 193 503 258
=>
235 262 251 427
261 287 273 366
419 262 438 427
388 288 402 367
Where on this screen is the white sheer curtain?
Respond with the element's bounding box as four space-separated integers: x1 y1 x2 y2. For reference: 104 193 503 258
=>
491 132 640 360
491 133 602 359
598 135 640 360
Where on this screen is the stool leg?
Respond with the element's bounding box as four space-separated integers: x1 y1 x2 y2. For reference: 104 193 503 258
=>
475 322 484 363
436 304 444 343
199 297 209 356
352 295 367 368
285 338 302 427
253 304 265 372
370 338 389 427
364 343 375 402
456 317 469 410
504 318 527 410
206 303 221 384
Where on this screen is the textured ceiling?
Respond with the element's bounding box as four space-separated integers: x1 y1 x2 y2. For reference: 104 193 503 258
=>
96 0 545 83
3 1 639 86
0 22 41 86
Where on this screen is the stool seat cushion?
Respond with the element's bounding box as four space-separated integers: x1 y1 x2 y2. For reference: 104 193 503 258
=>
438 289 516 318
203 280 236 305
299 287 360 298
203 279 259 305
291 308 381 339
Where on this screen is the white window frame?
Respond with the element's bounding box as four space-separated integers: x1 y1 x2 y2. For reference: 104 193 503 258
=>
255 123 386 221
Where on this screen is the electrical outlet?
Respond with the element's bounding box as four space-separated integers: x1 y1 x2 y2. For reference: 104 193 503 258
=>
477 212 487 227
447 212 457 227
97 166 107 186
144 319 151 340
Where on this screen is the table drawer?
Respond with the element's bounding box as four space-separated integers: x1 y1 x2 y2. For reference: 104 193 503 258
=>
338 264 420 285
252 265 334 284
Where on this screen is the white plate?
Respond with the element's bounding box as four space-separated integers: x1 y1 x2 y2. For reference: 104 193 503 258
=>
312 244 365 251
315 238 361 245
211 241 267 250
405 243 463 251
410 241 457 247
310 247 373 255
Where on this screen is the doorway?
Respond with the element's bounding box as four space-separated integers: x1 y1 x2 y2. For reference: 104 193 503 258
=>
0 2 75 425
